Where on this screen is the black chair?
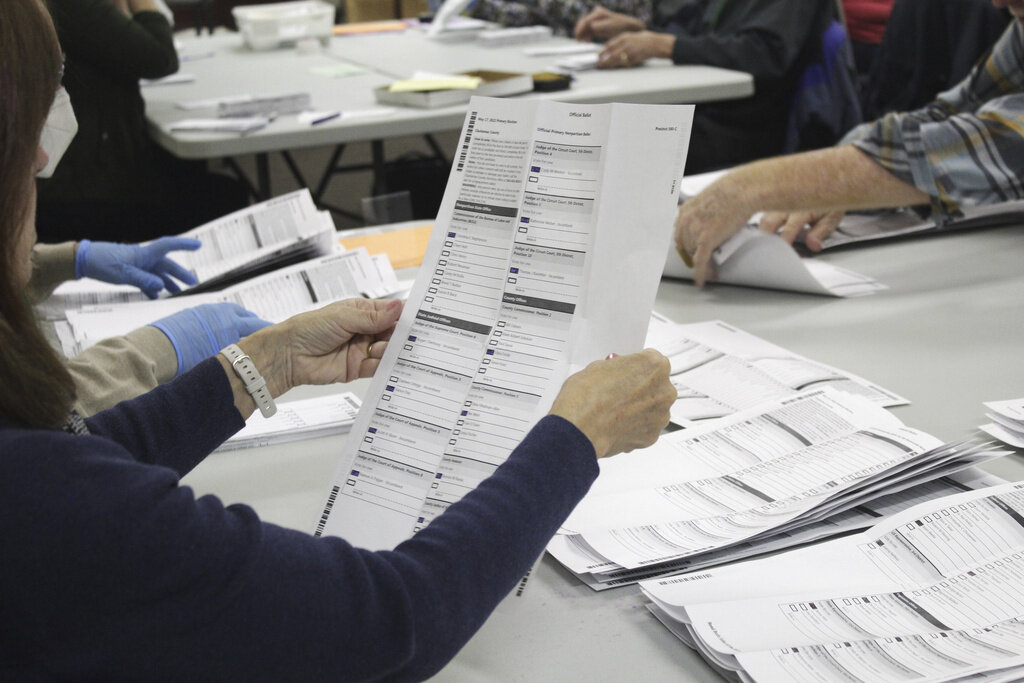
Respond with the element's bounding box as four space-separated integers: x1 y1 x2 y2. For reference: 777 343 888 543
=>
166 0 217 35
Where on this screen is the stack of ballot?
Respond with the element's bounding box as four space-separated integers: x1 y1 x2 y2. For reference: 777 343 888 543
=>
217 394 362 452
37 189 336 319
640 480 1024 682
55 245 401 358
645 317 907 427
547 388 1010 589
981 398 1024 449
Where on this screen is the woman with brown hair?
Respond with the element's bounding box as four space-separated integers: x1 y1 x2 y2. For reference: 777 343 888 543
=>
0 3 674 678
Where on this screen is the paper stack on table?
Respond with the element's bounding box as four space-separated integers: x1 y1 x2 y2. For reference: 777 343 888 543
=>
36 189 335 320
547 388 1009 589
55 246 401 358
217 393 362 452
645 318 906 427
981 397 1024 448
640 480 1024 682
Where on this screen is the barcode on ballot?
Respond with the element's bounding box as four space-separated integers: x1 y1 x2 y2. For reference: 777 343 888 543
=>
314 485 340 537
456 111 477 172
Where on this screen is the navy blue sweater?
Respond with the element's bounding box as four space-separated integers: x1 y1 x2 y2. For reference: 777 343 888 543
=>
0 358 597 681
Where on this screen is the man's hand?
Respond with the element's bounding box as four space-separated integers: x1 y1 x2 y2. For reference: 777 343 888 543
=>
598 31 675 68
759 210 845 252
674 178 756 287
574 6 645 42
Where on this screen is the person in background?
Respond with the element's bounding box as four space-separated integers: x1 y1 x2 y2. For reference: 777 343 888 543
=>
28 238 270 416
471 0 652 37
1 2 676 679
842 0 894 81
573 0 833 173
35 0 248 244
674 0 1024 287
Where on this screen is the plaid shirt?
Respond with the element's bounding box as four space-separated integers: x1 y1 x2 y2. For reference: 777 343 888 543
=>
843 20 1024 222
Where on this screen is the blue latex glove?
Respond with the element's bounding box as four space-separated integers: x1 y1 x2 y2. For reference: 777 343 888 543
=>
75 237 202 299
150 303 271 377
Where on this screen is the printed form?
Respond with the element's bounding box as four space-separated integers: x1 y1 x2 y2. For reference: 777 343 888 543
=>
640 482 1024 682
57 248 398 357
316 96 692 550
549 389 1004 574
38 189 334 318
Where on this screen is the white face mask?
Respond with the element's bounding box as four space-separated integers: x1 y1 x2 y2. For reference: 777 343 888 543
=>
37 87 78 178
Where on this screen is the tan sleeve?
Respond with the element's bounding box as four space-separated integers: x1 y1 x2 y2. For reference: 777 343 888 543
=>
27 242 78 304
69 326 179 416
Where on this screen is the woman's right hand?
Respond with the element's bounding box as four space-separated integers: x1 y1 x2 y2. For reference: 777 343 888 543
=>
549 349 674 459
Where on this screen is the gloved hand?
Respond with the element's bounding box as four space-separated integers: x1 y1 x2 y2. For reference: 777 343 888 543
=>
75 237 202 299
150 303 271 377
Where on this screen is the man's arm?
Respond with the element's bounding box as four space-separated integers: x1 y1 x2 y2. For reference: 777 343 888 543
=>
675 146 930 286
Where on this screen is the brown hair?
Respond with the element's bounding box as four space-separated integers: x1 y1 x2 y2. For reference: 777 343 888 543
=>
0 0 76 428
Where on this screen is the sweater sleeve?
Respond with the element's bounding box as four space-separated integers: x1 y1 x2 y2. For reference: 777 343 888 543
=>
2 415 598 681
69 326 178 417
25 242 77 304
84 357 243 475
48 0 178 81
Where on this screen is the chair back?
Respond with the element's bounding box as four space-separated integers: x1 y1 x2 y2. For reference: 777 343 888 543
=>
783 19 863 153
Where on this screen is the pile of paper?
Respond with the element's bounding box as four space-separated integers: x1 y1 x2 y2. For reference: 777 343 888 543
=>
981 398 1024 448
547 389 1009 589
645 317 906 427
641 480 1024 682
55 246 401 358
217 394 362 452
38 189 336 319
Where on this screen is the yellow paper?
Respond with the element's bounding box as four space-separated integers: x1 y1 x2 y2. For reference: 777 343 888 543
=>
333 20 408 35
387 76 482 93
339 224 434 270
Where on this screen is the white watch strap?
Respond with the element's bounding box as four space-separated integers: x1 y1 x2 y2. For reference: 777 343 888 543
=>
220 343 277 418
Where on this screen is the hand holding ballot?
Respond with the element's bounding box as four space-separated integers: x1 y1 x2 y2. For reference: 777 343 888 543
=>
674 146 930 287
550 349 674 459
227 298 404 416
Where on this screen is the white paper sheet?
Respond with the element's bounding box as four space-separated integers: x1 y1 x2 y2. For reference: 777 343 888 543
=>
644 319 907 426
314 96 693 550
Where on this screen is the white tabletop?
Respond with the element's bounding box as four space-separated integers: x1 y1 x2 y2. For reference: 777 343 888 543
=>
180 223 1024 681
144 28 753 159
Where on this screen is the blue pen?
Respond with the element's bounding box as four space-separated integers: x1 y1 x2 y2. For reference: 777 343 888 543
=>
310 111 341 125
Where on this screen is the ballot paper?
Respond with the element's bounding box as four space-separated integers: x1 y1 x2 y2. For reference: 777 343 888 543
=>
37 190 335 320
640 480 1024 682
216 393 361 452
58 248 399 358
663 225 886 297
549 468 1005 590
315 96 693 550
645 319 906 426
981 397 1024 448
547 389 1008 586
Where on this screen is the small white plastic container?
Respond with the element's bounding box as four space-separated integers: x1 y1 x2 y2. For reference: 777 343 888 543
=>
233 1 335 51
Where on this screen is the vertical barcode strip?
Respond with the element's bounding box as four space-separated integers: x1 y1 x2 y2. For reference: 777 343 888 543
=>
456 111 477 172
314 485 341 537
